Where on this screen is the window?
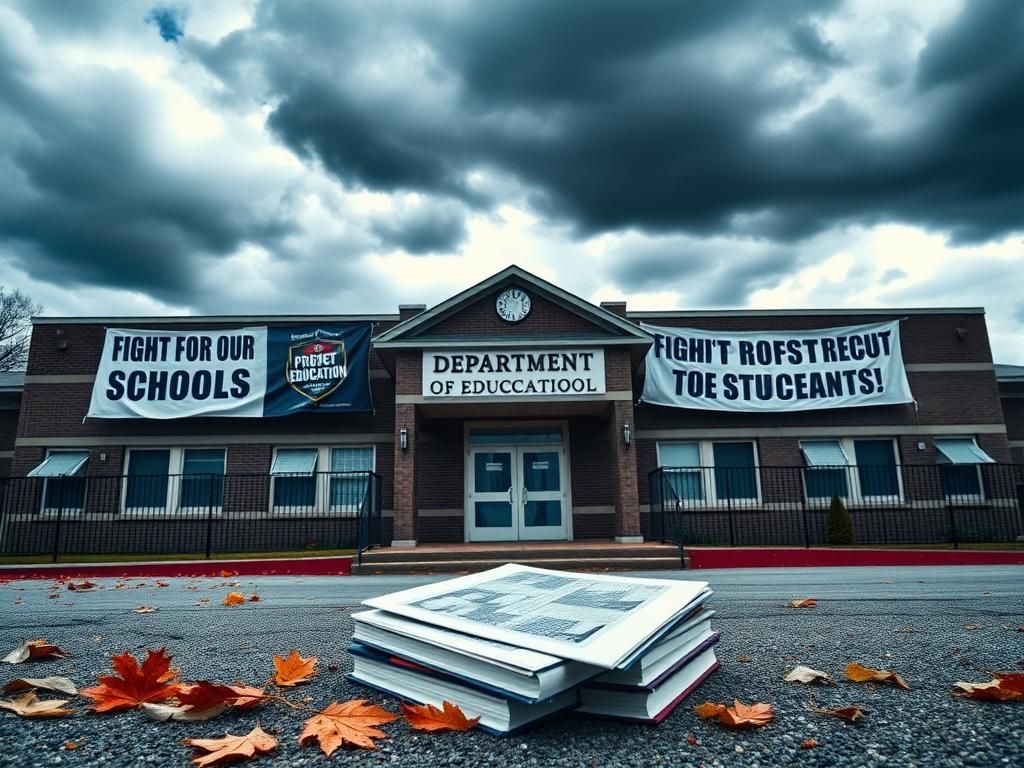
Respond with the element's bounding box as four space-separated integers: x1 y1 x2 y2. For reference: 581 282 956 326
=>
270 446 374 514
935 438 994 501
800 438 901 503
29 450 90 514
656 441 760 504
123 448 226 514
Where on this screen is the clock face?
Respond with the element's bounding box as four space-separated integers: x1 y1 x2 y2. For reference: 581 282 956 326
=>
496 288 532 323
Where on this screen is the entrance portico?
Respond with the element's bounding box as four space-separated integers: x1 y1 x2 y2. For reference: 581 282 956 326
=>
374 265 651 547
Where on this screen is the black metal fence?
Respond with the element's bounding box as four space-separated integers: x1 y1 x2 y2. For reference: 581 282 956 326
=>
0 471 383 563
649 463 1024 554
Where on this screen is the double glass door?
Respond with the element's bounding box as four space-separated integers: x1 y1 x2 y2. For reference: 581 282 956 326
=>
468 446 567 541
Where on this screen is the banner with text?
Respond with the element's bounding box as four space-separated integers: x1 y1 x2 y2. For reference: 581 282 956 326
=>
640 320 913 412
423 349 606 398
87 324 373 419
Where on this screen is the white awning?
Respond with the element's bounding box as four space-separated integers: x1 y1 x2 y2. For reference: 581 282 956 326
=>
28 451 90 478
934 438 995 465
800 441 849 467
270 448 318 475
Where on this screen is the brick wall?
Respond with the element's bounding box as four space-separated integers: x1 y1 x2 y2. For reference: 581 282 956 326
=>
1002 398 1024 464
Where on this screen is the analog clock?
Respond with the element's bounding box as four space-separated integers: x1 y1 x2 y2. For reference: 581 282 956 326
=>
495 288 532 323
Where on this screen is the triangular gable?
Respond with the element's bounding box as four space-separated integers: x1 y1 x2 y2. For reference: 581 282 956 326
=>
374 265 651 348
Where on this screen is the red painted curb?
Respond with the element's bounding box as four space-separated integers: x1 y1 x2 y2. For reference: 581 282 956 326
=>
686 547 1024 569
0 556 352 581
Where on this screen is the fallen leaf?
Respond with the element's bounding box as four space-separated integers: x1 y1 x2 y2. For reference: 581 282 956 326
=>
47 594 58 600
402 700 480 732
184 725 278 767
134 606 159 614
686 734 698 746
222 592 245 606
801 738 819 749
693 701 727 719
219 570 238 578
224 684 266 709
845 662 910 690
3 676 78 696
62 741 80 750
895 627 917 634
300 699 399 754
784 666 834 685
67 581 96 591
142 702 227 722
791 598 817 609
953 673 1024 702
2 639 67 664
881 579 894 584
13 599 24 605
0 691 75 718
718 700 774 728
154 581 169 588
808 704 868 723
248 594 260 603
963 624 983 631
273 650 317 687
177 681 265 712
80 648 180 712
737 655 752 663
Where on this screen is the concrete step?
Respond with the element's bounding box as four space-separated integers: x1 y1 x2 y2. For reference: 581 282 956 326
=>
352 556 686 575
359 545 681 564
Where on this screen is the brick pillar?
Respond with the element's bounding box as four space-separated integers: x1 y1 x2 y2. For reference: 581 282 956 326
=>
392 403 417 546
611 399 642 542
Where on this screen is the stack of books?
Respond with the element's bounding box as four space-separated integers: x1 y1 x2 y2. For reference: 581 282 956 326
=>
348 563 718 735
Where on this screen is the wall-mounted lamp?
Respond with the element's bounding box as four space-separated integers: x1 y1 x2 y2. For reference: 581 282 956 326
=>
98 451 108 463
955 327 968 341
399 428 408 451
622 423 632 447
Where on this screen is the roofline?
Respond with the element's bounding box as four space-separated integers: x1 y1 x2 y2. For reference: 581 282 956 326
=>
374 337 651 349
627 307 986 319
32 314 400 326
375 264 650 344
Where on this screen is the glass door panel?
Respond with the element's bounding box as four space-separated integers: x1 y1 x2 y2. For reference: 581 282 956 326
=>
468 450 516 541
518 449 567 540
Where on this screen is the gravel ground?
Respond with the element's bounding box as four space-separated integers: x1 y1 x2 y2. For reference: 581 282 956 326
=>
0 566 1021 768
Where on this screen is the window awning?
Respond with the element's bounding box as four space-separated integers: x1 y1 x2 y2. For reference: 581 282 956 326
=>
800 441 849 467
271 449 318 476
28 451 90 478
935 438 995 465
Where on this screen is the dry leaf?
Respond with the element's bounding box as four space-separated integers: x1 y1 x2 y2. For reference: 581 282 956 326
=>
3 676 78 696
300 699 399 754
845 662 910 690
273 650 317 687
62 741 80 750
791 598 817 609
895 627 917 634
737 655 752 664
80 648 180 712
222 592 245 607
177 681 265 712
0 691 75 718
718 700 774 728
953 673 1024 702
784 666 834 685
402 701 480 732
134 606 159 614
808 704 868 722
225 684 266 709
693 701 727 719
184 725 278 767
963 624 983 631
248 594 260 603
686 734 698 746
801 738 819 749
67 581 96 591
2 639 68 664
142 702 227 722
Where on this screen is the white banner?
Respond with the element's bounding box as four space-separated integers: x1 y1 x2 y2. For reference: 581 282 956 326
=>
640 320 913 412
422 349 605 398
88 327 268 419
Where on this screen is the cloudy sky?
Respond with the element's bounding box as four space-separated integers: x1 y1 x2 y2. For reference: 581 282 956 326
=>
1 0 1022 362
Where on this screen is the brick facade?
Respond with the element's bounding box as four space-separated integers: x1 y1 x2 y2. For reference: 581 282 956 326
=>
3 268 1019 553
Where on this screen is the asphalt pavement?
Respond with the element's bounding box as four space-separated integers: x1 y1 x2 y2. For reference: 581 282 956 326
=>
1 565 1022 767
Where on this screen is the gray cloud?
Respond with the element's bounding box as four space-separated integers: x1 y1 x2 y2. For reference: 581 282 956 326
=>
371 200 468 255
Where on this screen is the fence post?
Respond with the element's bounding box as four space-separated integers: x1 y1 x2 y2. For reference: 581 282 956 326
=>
205 474 215 560
52 481 65 564
947 502 960 550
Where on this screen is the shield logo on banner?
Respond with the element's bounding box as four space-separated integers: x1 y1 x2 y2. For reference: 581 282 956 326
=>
286 338 348 402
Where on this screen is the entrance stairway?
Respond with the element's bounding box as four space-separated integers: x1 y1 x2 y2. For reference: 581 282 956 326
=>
354 540 686 575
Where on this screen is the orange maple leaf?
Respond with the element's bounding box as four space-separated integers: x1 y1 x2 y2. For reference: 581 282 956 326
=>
693 701 727 719
718 700 774 728
401 700 480 732
273 650 317 687
222 592 245 606
791 598 817 609
225 684 266 709
184 725 278 767
80 648 180 712
953 673 1024 702
845 662 910 690
300 699 399 754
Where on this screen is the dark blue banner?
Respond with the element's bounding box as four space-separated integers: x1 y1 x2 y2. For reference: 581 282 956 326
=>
263 324 374 416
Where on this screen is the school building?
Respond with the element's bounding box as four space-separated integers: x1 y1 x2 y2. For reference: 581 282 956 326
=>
1 266 1021 567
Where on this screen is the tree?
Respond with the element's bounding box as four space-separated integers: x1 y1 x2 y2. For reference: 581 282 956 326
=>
0 286 43 372
826 495 854 545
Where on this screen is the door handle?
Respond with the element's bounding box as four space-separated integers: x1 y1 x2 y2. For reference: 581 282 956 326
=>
522 487 528 504
508 487 513 505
